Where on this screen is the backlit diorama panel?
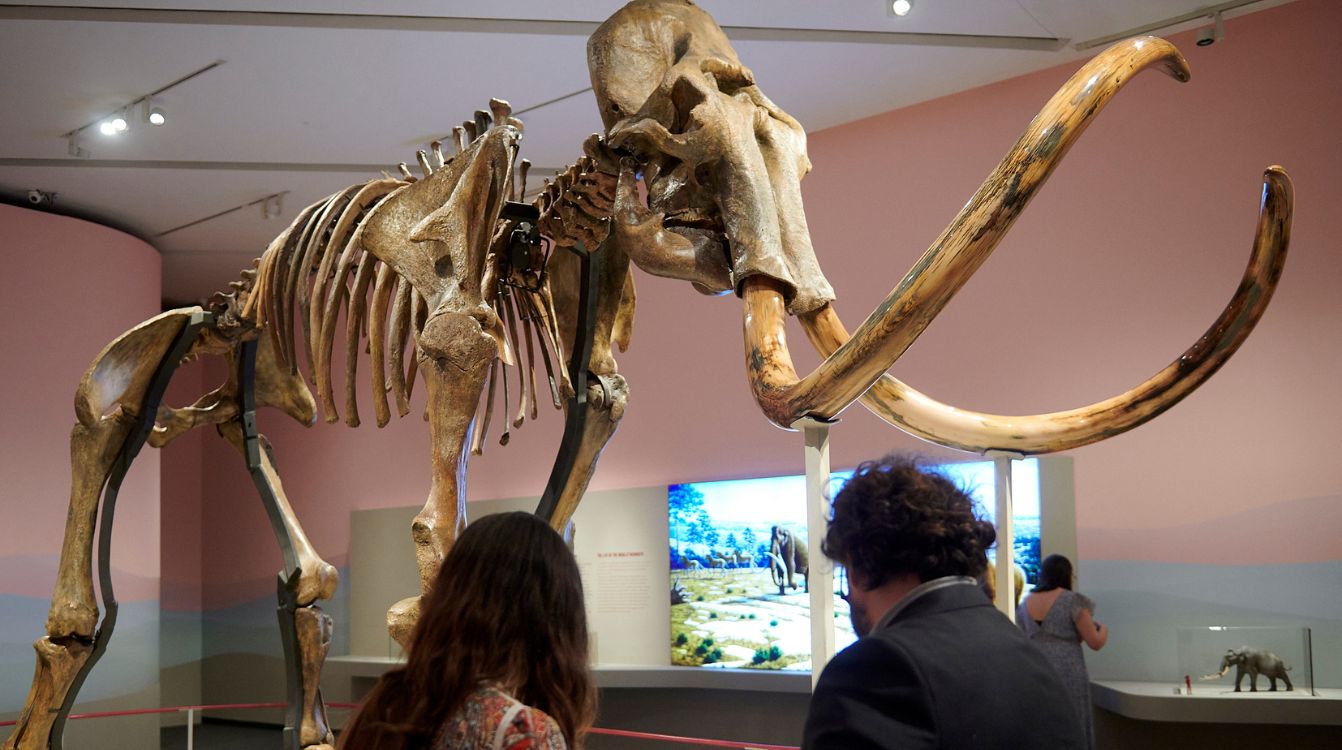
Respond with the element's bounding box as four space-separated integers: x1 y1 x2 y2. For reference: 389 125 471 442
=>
668 459 1041 669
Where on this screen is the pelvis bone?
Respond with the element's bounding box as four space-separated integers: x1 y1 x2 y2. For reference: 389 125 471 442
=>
589 0 1292 451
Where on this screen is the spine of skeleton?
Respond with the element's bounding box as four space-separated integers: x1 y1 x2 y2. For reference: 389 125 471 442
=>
531 137 619 251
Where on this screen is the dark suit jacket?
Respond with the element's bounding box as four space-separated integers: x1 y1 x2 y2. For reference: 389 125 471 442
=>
803 580 1086 749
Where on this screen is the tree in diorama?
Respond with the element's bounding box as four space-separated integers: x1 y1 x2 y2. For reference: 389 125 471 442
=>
700 516 720 548
1015 535 1041 584
725 532 739 554
669 483 707 553
742 527 758 565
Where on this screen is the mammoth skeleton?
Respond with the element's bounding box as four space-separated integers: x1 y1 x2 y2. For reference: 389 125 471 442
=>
5 1 1291 749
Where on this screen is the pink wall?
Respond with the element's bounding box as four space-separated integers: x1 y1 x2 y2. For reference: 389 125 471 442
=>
798 0 1342 565
0 204 163 713
0 204 163 599
193 0 1340 608
161 361 205 613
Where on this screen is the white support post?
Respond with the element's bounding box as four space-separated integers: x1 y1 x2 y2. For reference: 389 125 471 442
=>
186 707 195 750
988 451 1020 622
796 418 834 688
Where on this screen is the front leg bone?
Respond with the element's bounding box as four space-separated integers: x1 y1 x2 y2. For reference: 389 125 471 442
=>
536 244 632 535
541 373 629 535
389 313 496 650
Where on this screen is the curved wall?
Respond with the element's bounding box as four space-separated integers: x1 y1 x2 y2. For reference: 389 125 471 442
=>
0 204 163 746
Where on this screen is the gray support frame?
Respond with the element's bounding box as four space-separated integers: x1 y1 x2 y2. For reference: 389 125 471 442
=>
534 238 604 527
235 338 306 750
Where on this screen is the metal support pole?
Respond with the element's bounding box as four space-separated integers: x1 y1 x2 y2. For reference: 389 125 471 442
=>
795 417 834 687
186 708 194 750
987 451 1021 621
535 240 603 529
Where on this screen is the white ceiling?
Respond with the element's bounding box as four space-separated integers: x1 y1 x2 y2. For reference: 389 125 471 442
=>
0 0 1293 303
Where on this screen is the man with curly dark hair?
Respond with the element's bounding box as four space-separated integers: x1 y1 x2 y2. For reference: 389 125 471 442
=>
802 454 1085 749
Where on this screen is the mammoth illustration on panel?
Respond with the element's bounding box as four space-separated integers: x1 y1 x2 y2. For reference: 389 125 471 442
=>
5 1 1292 748
769 525 809 596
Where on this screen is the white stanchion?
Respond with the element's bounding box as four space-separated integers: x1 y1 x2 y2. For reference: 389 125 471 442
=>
987 451 1020 622
796 418 834 688
186 707 194 750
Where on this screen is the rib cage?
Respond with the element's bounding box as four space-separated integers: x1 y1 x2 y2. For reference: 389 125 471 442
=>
217 102 590 450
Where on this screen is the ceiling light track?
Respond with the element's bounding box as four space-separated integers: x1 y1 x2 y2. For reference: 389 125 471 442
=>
0 5 1066 51
62 59 225 157
1073 0 1267 50
155 190 289 237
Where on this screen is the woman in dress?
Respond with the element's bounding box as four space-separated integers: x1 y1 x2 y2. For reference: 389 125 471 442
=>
338 512 596 750
1018 554 1108 749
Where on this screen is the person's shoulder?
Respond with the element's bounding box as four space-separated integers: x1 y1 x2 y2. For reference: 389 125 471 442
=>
805 635 937 750
498 702 567 750
818 629 921 690
1072 591 1096 613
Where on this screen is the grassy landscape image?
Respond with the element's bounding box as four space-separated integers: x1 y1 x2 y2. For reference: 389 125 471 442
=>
668 475 856 670
667 459 1044 670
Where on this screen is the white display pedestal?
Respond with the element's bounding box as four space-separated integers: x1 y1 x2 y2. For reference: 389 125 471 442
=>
1091 680 1342 725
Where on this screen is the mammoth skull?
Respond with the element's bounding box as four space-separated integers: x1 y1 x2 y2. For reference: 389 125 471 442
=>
589 0 833 313
589 0 1291 455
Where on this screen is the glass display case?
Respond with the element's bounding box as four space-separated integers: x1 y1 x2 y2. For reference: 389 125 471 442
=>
1177 626 1314 696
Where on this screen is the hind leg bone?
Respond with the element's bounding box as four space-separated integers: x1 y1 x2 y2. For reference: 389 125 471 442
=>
5 310 202 750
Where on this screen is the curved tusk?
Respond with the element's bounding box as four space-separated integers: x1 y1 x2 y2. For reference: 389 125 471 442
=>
744 36 1193 428
797 166 1292 454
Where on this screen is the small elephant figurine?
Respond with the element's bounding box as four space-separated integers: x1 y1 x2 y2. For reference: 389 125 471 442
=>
1217 646 1294 692
768 525 809 595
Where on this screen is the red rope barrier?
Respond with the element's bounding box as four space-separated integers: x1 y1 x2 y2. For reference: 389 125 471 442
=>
588 727 799 749
0 703 800 748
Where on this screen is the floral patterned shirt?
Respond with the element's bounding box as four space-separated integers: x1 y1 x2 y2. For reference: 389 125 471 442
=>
433 685 567 750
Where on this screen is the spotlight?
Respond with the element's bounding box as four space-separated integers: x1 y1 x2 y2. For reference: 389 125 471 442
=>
1196 11 1224 47
143 98 166 126
66 133 89 158
260 193 284 219
891 0 913 17
99 120 119 136
112 108 129 132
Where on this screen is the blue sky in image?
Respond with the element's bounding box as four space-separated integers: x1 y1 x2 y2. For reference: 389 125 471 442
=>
679 458 1040 527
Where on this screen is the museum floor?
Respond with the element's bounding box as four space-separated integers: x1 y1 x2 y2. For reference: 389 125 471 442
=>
160 721 279 749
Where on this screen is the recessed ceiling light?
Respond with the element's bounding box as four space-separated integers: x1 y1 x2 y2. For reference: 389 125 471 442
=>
892 0 914 17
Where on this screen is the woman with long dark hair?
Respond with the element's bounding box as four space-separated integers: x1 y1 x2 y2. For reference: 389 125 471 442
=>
1018 554 1107 749
338 512 596 750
